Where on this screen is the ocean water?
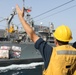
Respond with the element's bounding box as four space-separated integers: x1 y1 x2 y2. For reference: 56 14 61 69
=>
0 62 44 75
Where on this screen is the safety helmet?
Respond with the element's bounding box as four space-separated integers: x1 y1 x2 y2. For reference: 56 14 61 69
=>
53 25 72 42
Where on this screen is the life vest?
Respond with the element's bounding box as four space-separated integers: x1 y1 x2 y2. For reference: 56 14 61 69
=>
43 45 76 75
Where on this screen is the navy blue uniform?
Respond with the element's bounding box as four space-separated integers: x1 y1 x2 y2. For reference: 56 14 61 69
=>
73 42 76 48
35 38 53 69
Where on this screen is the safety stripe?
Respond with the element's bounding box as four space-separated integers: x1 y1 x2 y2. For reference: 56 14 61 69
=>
57 50 76 55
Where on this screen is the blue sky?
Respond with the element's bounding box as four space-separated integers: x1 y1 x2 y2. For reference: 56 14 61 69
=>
0 0 76 42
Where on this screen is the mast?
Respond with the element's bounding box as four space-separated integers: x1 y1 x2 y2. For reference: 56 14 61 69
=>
23 0 25 8
23 0 34 42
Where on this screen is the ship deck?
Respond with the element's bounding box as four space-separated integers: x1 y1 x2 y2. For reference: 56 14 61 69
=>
0 41 73 67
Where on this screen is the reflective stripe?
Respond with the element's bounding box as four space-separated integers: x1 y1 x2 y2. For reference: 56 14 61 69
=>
57 50 76 55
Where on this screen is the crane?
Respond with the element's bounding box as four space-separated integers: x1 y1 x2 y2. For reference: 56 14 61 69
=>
0 0 33 42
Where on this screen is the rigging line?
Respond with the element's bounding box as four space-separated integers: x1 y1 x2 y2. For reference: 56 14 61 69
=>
23 0 25 7
35 4 76 22
32 0 74 19
0 18 6 22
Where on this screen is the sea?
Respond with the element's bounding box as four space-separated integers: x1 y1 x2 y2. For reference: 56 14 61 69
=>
0 62 44 75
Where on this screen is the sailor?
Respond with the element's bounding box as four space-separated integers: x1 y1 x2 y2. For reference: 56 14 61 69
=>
16 5 76 75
